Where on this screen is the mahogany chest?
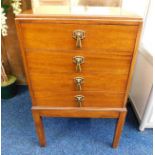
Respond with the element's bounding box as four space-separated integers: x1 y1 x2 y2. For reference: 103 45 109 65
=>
16 5 142 147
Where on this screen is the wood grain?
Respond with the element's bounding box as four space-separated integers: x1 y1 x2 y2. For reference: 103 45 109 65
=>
26 50 131 93
26 50 132 74
32 107 125 118
29 72 129 92
112 111 127 148
16 12 142 24
16 16 142 147
33 91 125 108
21 23 138 51
32 110 46 146
123 22 143 107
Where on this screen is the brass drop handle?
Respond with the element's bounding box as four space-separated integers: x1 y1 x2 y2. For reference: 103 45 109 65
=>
73 56 84 72
73 30 85 48
74 77 84 91
74 95 84 107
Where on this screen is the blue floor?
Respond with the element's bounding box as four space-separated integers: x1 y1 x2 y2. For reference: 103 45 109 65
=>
2 86 153 155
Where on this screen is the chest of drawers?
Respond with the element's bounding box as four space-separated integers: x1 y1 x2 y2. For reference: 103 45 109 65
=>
16 13 142 147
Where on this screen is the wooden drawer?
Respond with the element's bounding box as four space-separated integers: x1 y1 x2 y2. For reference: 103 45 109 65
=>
26 50 132 74
30 72 128 92
21 23 138 51
34 91 125 108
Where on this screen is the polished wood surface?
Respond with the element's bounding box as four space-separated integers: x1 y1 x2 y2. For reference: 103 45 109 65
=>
34 91 125 107
112 111 127 148
21 23 137 51
32 110 46 147
32 107 123 118
30 72 129 92
123 22 142 107
27 50 131 93
26 50 132 74
16 14 142 147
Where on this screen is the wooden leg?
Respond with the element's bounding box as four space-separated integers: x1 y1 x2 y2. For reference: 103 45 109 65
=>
112 111 127 148
32 111 46 147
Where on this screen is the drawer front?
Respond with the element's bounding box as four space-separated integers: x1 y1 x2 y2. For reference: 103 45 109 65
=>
21 23 138 51
26 50 132 74
34 91 125 108
30 72 128 92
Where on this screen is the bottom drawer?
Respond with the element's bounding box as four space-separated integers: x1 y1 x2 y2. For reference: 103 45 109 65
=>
33 91 125 108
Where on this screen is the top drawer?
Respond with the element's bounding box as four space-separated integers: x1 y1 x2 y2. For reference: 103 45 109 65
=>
21 23 138 51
